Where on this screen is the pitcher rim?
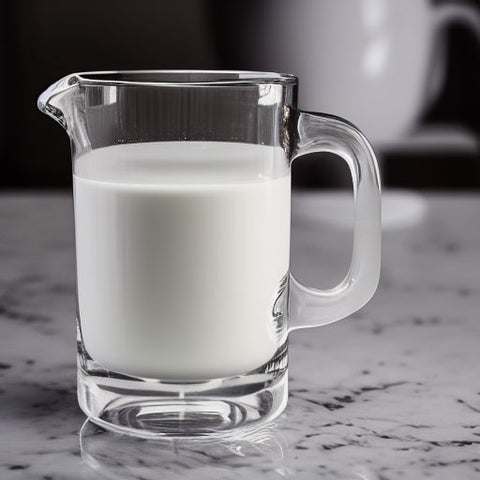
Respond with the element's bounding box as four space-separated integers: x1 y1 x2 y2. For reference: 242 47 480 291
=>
72 70 298 87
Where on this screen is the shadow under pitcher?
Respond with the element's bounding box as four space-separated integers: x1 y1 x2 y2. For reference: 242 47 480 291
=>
38 70 381 438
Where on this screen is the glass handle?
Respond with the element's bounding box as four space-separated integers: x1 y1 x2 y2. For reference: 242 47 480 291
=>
288 112 381 331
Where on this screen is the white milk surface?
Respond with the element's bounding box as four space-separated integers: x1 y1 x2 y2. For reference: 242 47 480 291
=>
73 142 291 379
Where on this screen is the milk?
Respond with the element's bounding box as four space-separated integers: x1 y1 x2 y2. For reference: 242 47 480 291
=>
73 142 290 380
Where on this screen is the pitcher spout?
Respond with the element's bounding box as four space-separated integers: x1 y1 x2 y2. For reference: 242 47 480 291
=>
38 74 80 130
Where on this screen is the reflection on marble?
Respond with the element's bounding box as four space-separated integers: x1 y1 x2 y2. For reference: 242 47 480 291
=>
1 192 480 479
80 420 291 480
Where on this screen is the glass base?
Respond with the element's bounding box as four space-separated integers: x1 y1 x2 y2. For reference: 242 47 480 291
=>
77 343 288 439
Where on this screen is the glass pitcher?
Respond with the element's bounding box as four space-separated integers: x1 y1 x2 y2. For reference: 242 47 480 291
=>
38 71 381 438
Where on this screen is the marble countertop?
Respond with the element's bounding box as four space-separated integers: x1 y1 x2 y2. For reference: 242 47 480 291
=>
1 191 479 480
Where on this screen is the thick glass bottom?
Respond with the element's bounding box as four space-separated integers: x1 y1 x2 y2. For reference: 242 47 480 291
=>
77 342 288 438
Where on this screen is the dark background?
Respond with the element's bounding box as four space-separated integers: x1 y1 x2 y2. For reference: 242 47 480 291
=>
1 0 479 190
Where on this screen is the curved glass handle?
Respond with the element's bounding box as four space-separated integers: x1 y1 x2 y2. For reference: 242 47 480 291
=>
288 112 381 331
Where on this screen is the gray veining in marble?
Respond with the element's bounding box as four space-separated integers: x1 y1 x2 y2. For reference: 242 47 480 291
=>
1 191 479 479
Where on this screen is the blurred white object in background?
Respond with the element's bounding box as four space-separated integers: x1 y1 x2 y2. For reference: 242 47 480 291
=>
385 124 480 155
239 0 480 147
221 0 479 229
294 191 428 232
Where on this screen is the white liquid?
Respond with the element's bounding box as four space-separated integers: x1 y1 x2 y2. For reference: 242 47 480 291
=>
74 142 291 379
